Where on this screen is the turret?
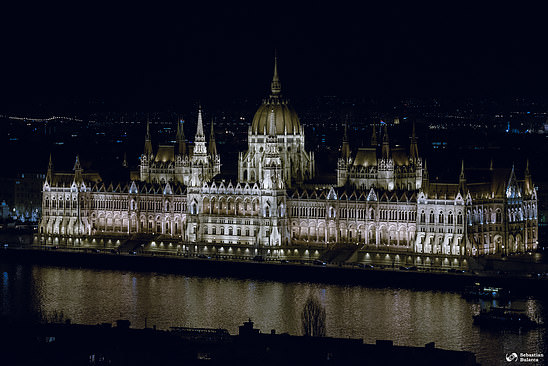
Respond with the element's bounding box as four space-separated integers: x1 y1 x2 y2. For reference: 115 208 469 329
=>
193 106 207 156
458 160 467 194
341 122 350 162
370 124 377 146
422 159 429 192
46 153 53 183
176 118 187 156
73 155 83 184
208 119 217 157
144 119 153 157
524 159 533 195
409 122 418 162
382 124 390 159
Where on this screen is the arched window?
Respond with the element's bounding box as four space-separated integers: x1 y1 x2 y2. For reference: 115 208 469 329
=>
439 212 444 224
429 211 435 223
448 212 454 225
370 209 375 220
496 209 502 223
457 212 463 225
420 211 426 224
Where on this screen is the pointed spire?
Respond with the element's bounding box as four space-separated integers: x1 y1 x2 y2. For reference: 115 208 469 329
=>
177 118 186 155
208 119 217 156
196 106 205 141
73 154 83 184
46 153 53 183
341 121 350 161
370 124 377 146
422 159 429 191
525 159 533 195
270 50 282 96
122 152 128 168
73 154 81 171
144 119 153 156
409 121 418 162
193 106 207 156
381 124 390 159
458 160 467 194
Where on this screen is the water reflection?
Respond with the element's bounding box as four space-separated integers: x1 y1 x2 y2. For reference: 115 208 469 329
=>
0 263 545 365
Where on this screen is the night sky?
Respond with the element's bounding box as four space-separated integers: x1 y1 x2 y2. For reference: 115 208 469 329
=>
1 3 548 110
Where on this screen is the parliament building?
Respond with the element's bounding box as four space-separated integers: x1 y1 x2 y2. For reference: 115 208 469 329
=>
38 58 538 268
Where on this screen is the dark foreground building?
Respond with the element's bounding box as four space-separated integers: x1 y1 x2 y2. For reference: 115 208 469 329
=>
0 318 477 365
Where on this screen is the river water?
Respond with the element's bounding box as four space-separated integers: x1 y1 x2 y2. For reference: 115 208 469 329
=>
1 263 546 365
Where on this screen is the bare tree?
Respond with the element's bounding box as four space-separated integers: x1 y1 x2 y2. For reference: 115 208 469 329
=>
301 295 326 337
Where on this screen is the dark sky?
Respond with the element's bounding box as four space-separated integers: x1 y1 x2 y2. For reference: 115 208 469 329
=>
1 3 548 110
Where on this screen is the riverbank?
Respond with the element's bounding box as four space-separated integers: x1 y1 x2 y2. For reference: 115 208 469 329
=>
2 247 547 297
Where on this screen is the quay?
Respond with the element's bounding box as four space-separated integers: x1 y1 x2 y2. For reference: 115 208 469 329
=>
1 245 547 297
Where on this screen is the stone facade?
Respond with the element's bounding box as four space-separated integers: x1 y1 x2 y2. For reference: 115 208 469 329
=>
38 58 538 261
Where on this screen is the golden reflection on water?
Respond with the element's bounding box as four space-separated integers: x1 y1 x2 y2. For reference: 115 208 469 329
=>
2 265 541 365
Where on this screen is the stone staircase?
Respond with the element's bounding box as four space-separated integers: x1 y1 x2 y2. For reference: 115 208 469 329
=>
117 234 156 253
320 245 358 264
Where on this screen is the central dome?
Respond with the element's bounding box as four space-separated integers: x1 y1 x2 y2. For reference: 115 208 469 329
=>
250 56 301 135
251 99 301 135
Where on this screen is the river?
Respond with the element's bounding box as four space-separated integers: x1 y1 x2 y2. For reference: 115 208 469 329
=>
1 262 546 365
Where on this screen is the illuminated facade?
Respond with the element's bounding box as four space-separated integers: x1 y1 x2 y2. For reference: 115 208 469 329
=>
38 58 538 261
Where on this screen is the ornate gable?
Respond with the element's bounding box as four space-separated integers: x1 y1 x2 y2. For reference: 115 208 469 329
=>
367 188 377 202
327 187 337 200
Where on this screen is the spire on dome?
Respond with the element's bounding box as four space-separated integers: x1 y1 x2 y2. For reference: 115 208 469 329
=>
270 50 282 96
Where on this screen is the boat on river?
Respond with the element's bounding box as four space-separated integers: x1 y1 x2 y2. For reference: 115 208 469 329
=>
462 283 510 301
473 307 539 329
